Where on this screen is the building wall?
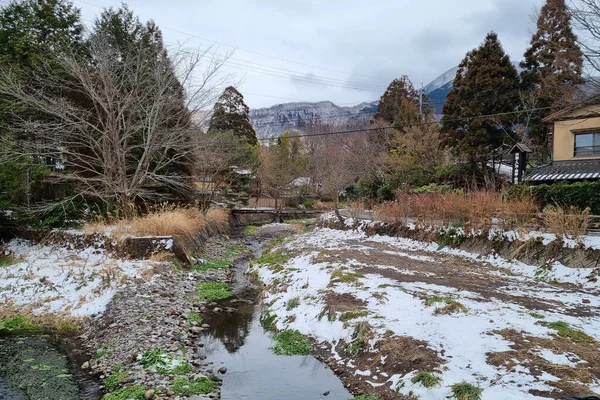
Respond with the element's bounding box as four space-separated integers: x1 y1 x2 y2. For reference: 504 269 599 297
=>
553 104 600 161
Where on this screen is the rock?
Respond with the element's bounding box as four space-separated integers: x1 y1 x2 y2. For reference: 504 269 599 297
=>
213 307 223 313
218 366 227 374
144 389 155 399
323 391 330 396
167 390 175 396
583 299 591 304
81 361 90 370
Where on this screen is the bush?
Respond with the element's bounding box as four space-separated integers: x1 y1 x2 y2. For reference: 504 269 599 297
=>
532 181 600 215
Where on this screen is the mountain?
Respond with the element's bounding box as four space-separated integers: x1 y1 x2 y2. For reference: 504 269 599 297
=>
249 100 377 139
424 62 522 114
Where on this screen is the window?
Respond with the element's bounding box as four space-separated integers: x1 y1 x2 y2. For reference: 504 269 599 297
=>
574 133 600 157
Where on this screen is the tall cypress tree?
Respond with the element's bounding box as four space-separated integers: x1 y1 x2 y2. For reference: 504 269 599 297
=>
209 87 257 146
441 32 519 169
520 0 583 160
373 75 424 127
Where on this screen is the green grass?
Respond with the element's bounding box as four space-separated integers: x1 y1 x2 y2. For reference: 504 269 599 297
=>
347 395 379 400
0 316 38 331
529 312 545 319
271 330 312 355
339 311 369 322
541 321 595 343
186 312 203 324
225 244 249 258
451 382 483 400
348 339 366 356
102 385 147 400
260 311 277 331
286 297 300 311
172 377 219 395
424 295 454 306
105 364 128 390
193 258 231 271
411 371 441 388
257 249 292 266
194 282 232 302
331 270 364 284
244 225 257 236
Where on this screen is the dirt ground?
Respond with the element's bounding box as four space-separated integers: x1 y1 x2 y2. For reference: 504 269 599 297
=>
263 229 600 399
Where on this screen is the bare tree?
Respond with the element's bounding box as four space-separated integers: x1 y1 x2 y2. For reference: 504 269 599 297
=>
571 0 600 78
257 132 307 209
305 125 382 223
195 130 258 211
0 38 232 218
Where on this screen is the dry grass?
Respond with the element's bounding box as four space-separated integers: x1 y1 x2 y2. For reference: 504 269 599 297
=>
541 205 590 240
85 206 229 249
498 195 539 233
375 191 536 231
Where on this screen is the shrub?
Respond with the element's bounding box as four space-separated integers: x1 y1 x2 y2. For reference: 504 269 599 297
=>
532 180 600 214
541 205 590 239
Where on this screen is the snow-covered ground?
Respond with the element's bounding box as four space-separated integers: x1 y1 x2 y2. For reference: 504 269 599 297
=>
254 227 600 399
0 239 158 317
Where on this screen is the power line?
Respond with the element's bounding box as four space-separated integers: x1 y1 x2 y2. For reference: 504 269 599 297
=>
254 104 562 142
71 0 391 84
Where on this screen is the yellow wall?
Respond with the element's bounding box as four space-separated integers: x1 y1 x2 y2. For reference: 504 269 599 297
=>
553 104 600 161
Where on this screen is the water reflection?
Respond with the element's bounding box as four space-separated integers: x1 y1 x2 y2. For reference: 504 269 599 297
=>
203 302 255 353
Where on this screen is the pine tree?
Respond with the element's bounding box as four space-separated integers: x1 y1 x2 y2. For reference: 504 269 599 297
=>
373 75 422 127
209 87 257 146
520 0 583 160
441 32 519 169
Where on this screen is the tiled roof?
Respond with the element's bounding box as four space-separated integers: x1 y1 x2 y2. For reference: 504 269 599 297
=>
526 159 600 182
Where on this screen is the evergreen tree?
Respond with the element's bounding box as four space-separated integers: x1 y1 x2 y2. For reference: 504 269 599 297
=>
373 75 423 128
441 32 519 170
209 87 257 146
0 0 84 221
520 0 583 160
0 0 84 72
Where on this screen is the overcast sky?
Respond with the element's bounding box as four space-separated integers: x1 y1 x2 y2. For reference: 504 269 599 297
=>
76 0 545 109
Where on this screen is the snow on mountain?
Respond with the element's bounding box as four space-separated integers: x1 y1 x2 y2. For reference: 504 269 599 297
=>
249 100 377 139
423 66 459 94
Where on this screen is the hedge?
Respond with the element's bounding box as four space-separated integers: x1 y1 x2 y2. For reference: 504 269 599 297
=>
531 181 600 215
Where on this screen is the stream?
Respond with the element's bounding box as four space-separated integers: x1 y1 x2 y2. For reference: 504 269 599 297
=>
0 235 351 400
199 238 352 400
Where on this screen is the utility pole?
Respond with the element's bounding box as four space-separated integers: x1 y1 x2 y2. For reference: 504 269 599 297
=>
419 83 424 121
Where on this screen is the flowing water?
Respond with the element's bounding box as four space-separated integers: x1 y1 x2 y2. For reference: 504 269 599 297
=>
199 239 352 400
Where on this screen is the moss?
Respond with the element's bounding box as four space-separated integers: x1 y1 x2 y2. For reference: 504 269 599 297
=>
194 282 232 302
172 377 218 395
271 330 311 356
529 312 545 319
193 258 231 271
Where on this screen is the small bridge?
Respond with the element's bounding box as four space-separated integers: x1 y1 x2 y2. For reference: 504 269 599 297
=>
231 208 323 225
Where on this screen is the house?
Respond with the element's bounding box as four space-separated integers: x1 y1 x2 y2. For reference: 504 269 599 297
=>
527 96 600 183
